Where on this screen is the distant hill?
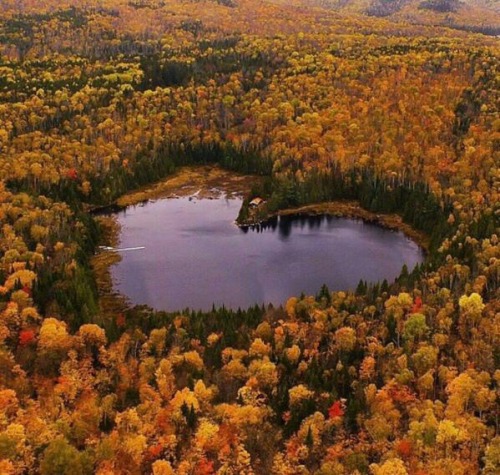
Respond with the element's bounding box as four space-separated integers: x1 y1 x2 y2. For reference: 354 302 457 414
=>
284 0 500 35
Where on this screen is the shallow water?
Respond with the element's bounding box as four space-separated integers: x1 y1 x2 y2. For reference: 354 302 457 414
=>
109 196 424 311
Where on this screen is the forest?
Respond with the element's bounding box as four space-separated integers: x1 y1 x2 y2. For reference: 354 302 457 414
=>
0 0 498 473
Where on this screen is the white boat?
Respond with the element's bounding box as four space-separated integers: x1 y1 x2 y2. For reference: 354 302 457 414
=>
99 246 145 252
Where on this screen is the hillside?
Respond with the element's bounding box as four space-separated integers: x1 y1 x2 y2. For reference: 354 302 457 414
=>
281 0 500 34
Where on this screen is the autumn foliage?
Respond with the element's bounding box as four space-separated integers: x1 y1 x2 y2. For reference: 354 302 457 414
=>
328 401 344 419
18 329 36 346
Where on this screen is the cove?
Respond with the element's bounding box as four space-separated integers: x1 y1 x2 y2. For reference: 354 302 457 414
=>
108 196 424 311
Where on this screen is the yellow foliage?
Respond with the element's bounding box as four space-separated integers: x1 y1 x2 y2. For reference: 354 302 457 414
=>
194 380 216 404
195 418 219 450
156 359 175 401
335 327 356 352
206 332 220 346
285 297 298 318
248 358 278 388
288 384 314 408
152 460 175 475
169 388 200 421
223 359 248 381
255 321 273 341
370 458 408 475
249 338 271 358
436 419 464 445
360 356 376 381
4 270 36 290
123 434 147 465
459 292 485 318
285 344 301 363
297 412 325 448
38 317 70 352
216 403 268 427
78 323 107 347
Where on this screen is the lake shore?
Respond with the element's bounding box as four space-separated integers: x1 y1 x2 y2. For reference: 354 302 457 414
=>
272 201 430 251
88 165 261 214
90 215 130 320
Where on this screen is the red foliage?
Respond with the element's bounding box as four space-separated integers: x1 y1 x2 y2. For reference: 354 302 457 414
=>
195 458 215 475
328 401 344 419
411 296 423 313
66 168 78 180
19 329 36 346
388 385 417 405
146 444 163 460
396 439 413 458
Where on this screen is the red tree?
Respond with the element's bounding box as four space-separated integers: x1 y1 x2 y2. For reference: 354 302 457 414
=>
19 329 36 346
328 401 344 419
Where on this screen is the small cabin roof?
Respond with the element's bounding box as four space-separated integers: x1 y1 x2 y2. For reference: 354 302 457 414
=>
249 197 264 206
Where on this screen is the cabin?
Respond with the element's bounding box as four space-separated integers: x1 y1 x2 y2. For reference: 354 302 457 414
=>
249 197 264 208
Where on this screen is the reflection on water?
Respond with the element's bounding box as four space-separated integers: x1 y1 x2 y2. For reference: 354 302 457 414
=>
109 196 424 311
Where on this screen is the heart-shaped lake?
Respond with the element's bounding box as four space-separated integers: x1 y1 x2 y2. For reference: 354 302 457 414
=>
108 196 424 311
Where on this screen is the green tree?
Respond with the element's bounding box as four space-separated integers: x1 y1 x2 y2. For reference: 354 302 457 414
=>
40 438 86 475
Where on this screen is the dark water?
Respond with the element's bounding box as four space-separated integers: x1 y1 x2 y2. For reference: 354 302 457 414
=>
110 196 424 311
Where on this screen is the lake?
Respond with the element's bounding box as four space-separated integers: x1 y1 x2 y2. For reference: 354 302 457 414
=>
109 196 424 311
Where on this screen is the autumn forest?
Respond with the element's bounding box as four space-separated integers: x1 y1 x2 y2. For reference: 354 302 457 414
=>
0 0 498 473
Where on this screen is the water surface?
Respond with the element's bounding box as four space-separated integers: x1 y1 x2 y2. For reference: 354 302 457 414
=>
110 197 424 310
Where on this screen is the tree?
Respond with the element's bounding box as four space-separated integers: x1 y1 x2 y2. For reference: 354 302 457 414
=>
40 438 86 475
483 436 500 475
328 401 344 419
370 458 408 475
403 313 428 345
152 460 175 475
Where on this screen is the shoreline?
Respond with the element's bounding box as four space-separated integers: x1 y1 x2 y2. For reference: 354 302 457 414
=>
117 165 257 208
87 165 258 214
239 201 430 251
90 215 130 320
